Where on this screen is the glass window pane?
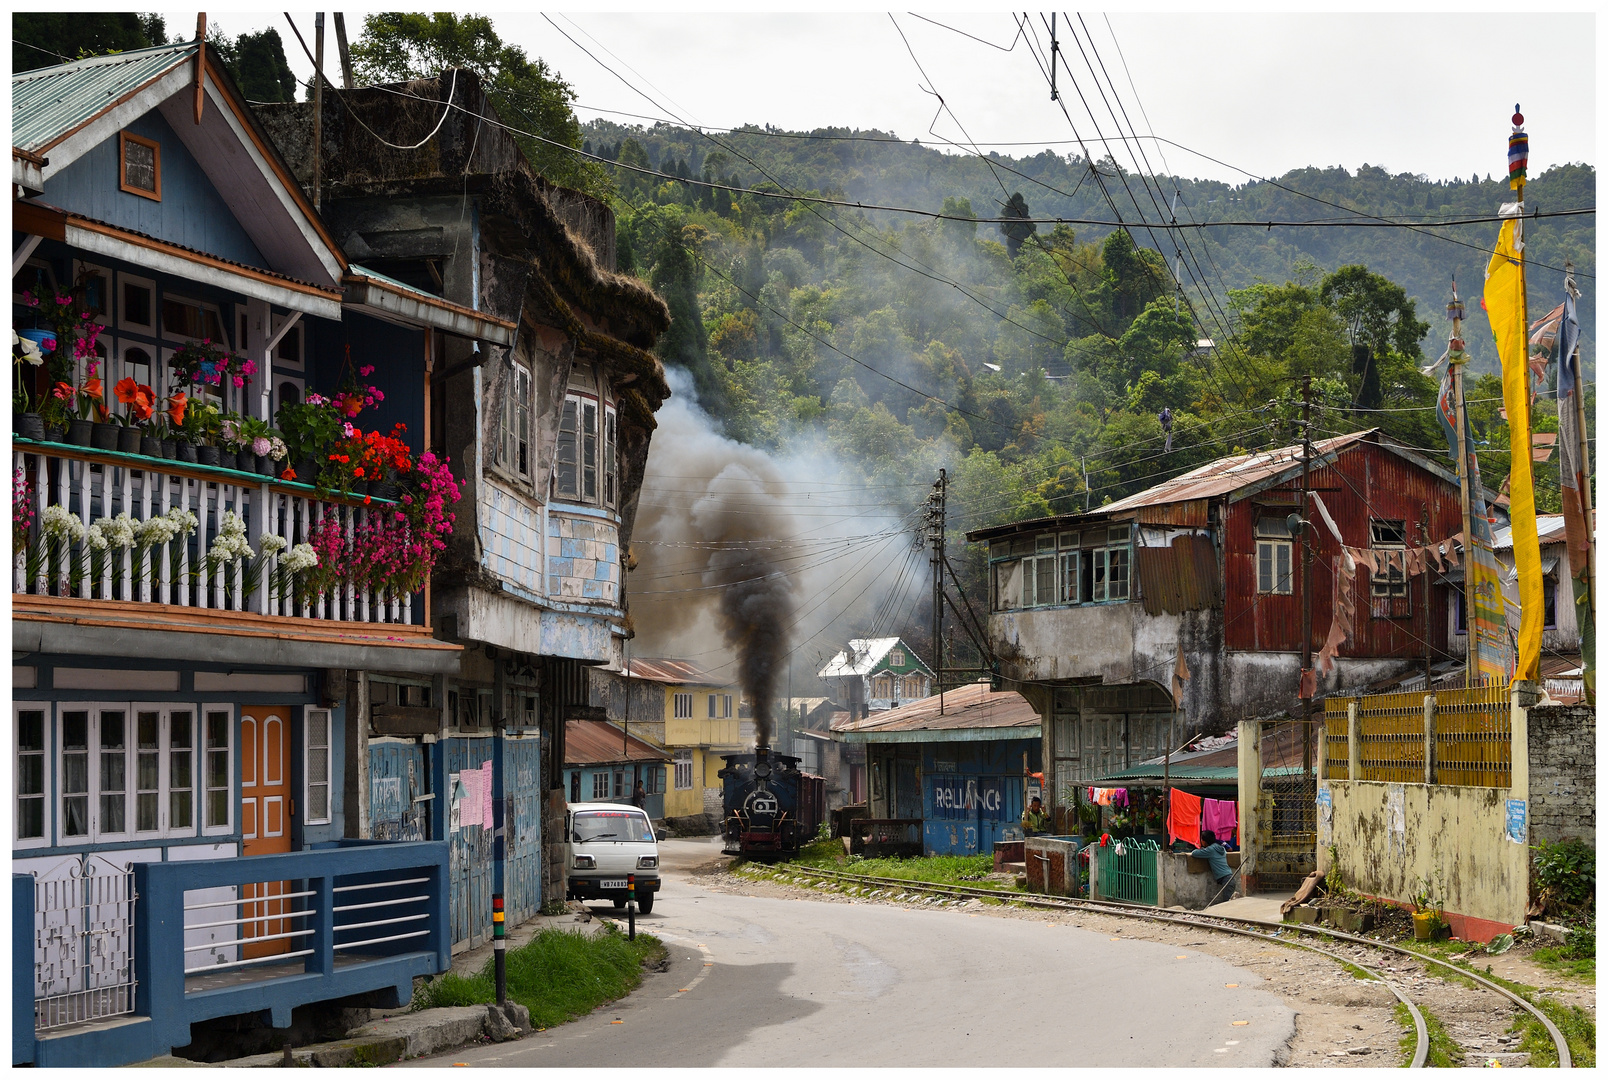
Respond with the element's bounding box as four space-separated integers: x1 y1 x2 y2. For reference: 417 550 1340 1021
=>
207 711 228 749
171 711 192 748
19 755 43 796
137 792 158 832
555 400 578 497
308 785 328 821
170 790 192 830
582 401 598 500
138 711 160 749
19 799 43 840
63 710 88 750
18 710 43 751
64 797 88 837
207 791 228 829
63 752 88 795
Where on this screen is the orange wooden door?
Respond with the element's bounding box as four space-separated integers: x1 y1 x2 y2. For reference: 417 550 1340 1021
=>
241 707 292 959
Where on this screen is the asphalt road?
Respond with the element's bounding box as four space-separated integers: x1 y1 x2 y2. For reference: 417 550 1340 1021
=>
404 839 1296 1068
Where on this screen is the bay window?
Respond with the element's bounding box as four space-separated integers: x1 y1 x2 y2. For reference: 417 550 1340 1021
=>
553 385 619 507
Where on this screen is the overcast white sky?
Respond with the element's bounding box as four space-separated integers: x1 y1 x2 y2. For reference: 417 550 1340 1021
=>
186 8 1596 185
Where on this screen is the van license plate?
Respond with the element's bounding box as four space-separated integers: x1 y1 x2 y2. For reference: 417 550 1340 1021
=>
599 879 628 889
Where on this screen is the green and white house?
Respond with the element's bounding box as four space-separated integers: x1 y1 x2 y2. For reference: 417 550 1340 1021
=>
818 638 936 717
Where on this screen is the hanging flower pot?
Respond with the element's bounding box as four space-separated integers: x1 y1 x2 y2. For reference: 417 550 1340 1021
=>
68 418 94 446
16 329 56 353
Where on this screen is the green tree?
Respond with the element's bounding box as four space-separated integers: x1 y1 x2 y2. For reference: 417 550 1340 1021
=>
13 12 166 72
1318 264 1430 412
349 12 611 199
210 27 297 103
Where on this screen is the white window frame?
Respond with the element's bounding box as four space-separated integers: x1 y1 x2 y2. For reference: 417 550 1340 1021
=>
1091 530 1132 603
673 693 693 720
159 292 228 348
603 404 618 508
889 649 904 667
591 771 610 800
55 702 208 845
273 374 305 423
498 362 532 479
872 675 893 699
673 750 694 791
1059 549 1081 604
116 272 157 336
269 312 304 371
304 707 332 826
201 704 234 836
1257 540 1294 594
707 693 718 719
15 703 50 849
722 694 733 719
553 390 603 504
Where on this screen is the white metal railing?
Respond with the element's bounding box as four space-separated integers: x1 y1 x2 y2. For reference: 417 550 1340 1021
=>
33 855 138 1031
332 877 432 952
13 442 419 625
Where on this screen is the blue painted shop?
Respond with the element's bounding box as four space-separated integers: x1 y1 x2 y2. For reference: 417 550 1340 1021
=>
831 681 1043 856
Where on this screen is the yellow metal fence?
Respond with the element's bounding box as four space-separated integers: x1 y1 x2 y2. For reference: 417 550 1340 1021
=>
1322 683 1511 788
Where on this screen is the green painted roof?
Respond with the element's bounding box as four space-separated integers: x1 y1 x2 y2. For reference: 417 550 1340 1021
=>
13 42 197 155
1088 763 1307 786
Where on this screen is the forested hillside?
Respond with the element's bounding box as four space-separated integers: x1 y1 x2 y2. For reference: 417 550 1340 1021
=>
583 119 1593 555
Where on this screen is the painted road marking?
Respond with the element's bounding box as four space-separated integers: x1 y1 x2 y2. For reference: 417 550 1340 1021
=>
1176 954 1188 959
1232 1020 1250 1026
1225 983 1239 988
653 936 716 1000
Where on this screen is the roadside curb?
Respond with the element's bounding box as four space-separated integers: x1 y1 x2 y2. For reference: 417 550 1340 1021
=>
131 1004 534 1068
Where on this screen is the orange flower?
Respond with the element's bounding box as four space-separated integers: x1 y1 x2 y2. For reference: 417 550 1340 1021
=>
167 391 188 427
82 377 102 401
115 377 140 404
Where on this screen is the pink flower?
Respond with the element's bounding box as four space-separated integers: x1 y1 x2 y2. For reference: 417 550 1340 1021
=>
359 365 375 377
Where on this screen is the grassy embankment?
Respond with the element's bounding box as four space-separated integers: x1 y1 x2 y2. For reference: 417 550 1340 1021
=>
412 924 666 1029
782 838 1015 889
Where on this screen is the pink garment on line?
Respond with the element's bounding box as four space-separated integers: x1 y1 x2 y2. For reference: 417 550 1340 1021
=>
1201 797 1239 846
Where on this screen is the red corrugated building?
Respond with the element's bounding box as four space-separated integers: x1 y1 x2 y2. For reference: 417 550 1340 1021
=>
966 430 1491 811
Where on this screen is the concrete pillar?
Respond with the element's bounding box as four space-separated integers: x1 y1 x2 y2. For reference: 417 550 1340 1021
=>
1511 680 1537 802
1347 702 1361 780
344 670 370 838
1236 719 1260 890
1423 694 1437 785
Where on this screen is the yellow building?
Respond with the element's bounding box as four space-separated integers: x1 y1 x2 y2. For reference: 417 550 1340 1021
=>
609 658 744 822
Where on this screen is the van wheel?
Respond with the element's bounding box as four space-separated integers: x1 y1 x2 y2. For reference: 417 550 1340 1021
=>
612 898 625 910
638 894 654 914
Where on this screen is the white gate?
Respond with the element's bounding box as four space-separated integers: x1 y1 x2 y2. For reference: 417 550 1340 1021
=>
32 854 138 1030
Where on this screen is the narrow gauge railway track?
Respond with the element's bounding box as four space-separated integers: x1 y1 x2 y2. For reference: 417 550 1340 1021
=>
761 862 1571 1069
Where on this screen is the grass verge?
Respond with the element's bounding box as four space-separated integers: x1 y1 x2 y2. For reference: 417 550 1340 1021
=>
1530 944 1595 982
781 840 1011 889
1395 1002 1464 1068
412 924 667 1030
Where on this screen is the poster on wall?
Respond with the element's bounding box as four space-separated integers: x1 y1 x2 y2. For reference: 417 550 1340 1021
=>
1316 785 1333 847
1386 784 1406 856
1505 799 1528 844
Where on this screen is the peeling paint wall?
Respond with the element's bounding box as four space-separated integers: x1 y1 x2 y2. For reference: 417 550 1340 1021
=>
1320 779 1528 933
545 512 619 604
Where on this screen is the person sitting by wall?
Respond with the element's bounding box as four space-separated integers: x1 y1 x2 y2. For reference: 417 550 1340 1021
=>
1021 796 1051 836
1190 828 1236 906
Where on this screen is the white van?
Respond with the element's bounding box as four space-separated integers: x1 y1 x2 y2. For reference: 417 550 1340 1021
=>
564 803 661 913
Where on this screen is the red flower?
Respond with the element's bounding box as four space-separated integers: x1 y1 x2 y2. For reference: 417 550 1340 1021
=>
168 391 188 427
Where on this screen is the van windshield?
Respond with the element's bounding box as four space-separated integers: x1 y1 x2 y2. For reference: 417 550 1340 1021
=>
572 810 654 843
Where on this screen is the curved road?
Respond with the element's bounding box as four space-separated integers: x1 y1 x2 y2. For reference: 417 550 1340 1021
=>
405 839 1295 1068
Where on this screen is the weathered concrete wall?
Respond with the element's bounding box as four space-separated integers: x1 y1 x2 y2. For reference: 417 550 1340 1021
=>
1318 779 1528 938
1157 852 1226 910
1528 703 1595 845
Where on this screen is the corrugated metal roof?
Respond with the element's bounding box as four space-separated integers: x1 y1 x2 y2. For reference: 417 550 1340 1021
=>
830 681 1040 738
564 720 668 766
1100 431 1374 515
1492 514 1568 550
621 657 721 686
13 42 197 155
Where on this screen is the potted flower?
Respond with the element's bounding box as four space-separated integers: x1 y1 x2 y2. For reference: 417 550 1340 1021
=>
232 416 287 476
13 330 48 439
168 339 255 395
112 377 156 455
161 391 187 459
176 400 221 463
1410 882 1442 941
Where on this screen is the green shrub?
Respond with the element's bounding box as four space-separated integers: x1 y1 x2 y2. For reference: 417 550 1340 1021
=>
1532 839 1595 916
1565 921 1595 960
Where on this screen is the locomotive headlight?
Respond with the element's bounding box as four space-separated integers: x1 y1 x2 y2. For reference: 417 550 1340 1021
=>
573 854 596 869
637 855 658 869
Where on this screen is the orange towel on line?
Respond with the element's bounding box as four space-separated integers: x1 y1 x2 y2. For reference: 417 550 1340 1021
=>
1168 787 1202 848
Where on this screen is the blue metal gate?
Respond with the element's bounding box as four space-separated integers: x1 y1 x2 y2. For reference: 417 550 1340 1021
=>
1094 839 1160 905
503 736 542 924
444 737 494 949
369 739 428 841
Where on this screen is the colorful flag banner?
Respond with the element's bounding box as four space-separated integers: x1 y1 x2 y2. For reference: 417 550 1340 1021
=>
1485 211 1543 683
1548 281 1594 702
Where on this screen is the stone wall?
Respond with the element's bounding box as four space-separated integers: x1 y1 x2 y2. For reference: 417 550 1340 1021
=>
1528 703 1595 846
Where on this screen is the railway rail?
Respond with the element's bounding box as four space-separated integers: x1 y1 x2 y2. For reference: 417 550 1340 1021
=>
758 861 1571 1069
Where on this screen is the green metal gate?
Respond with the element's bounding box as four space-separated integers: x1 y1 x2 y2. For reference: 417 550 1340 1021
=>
1094 838 1159 905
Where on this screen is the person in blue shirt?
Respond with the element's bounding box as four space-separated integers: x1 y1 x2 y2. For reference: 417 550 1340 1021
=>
1190 829 1235 906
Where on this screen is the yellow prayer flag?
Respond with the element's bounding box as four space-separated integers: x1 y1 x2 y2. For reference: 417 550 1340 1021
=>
1485 218 1543 682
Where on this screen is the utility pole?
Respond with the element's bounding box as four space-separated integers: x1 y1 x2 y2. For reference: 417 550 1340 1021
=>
1299 375 1314 780
1421 504 1433 690
1447 283 1478 689
1049 14 1059 102
312 13 325 211
927 471 947 712
332 12 355 89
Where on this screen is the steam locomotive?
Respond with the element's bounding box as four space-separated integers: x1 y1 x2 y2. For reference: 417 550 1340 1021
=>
717 746 825 861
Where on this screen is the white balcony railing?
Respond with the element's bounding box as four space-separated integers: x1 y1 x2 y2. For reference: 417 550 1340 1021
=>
13 440 420 626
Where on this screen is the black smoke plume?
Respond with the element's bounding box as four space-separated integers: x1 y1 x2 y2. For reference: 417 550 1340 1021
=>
711 547 794 748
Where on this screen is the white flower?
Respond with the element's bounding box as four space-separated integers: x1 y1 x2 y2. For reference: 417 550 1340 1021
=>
207 509 254 563
260 533 289 555
281 543 318 573
136 515 180 548
268 436 288 461
164 506 199 535
87 512 136 550
40 505 86 543
14 331 43 366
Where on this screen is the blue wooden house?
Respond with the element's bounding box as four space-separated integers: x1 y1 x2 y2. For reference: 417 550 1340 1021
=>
830 681 1043 855
564 719 669 821
10 38 515 1067
251 69 672 953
